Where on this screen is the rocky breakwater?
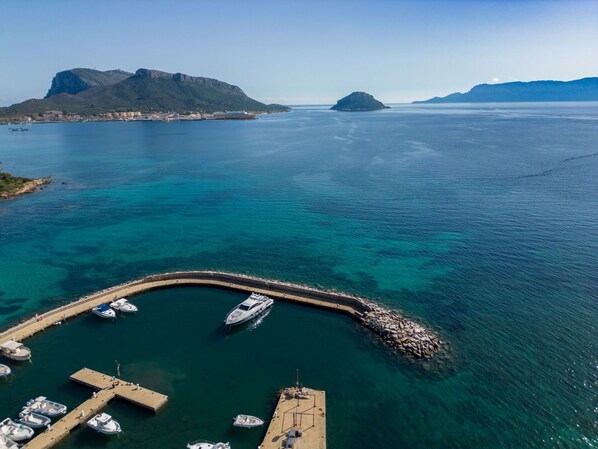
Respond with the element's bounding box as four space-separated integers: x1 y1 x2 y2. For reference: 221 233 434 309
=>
357 299 442 358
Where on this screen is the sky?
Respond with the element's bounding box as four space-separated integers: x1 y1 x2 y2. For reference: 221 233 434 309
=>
1 0 597 106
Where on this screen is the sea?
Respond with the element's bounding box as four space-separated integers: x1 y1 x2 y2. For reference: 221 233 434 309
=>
0 103 597 449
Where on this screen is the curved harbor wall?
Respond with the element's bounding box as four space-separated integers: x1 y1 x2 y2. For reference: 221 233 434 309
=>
0 271 442 359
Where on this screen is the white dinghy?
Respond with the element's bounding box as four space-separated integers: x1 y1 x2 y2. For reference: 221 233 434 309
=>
86 413 121 435
224 293 273 326
91 303 116 319
232 414 264 428
0 365 11 378
0 341 31 361
0 418 34 442
109 298 138 313
18 408 51 429
0 433 19 449
187 441 230 449
26 396 67 417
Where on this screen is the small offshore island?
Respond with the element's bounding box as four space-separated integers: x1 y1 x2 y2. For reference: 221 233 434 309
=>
331 91 389 111
0 171 51 199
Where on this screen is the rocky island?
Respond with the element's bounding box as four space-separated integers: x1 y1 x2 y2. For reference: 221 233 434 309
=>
0 171 51 199
331 91 389 111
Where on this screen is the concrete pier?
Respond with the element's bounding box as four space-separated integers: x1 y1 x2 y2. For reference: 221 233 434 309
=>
22 368 167 449
260 387 326 449
0 271 442 359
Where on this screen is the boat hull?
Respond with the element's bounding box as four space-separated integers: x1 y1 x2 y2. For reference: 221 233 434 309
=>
225 299 273 326
0 364 12 376
18 412 51 429
91 309 116 319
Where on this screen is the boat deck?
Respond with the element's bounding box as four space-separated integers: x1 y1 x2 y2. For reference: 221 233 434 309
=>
22 368 167 449
260 387 326 449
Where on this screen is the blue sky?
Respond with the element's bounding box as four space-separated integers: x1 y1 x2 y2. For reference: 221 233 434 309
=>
1 0 597 105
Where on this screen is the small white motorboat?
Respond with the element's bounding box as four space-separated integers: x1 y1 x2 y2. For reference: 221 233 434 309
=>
26 396 67 417
0 364 11 377
109 298 138 313
91 303 116 319
224 293 273 326
232 414 264 428
86 413 121 435
0 341 31 361
0 433 19 449
187 441 230 449
0 418 34 442
18 408 51 429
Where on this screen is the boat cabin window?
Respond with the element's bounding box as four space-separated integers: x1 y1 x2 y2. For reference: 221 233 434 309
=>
238 304 251 311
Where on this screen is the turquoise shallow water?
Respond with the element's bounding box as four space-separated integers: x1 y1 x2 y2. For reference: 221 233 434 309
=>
1 103 597 448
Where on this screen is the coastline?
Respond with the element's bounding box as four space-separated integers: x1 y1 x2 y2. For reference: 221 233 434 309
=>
0 271 443 360
0 176 51 200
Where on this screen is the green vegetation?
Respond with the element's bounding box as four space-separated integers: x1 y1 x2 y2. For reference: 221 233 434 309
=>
0 68 290 117
0 172 33 195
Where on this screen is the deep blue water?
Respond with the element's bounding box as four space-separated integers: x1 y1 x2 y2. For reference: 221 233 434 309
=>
1 103 597 448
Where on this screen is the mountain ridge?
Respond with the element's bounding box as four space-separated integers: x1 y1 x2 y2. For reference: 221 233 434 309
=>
414 78 598 103
1 68 289 117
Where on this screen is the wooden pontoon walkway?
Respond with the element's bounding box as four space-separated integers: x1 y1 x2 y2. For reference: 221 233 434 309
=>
260 387 326 449
23 368 167 449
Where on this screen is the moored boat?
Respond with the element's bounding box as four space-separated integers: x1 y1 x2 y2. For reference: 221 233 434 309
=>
109 298 138 313
232 414 264 428
18 408 51 429
224 293 274 326
187 441 230 449
91 303 116 319
0 365 11 377
26 396 67 417
0 433 19 449
86 413 121 435
0 418 34 442
0 341 31 361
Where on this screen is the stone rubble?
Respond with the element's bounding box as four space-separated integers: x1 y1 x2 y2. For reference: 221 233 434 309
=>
356 298 442 358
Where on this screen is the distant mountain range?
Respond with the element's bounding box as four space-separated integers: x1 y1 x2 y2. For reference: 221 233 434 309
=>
414 77 598 103
0 68 289 116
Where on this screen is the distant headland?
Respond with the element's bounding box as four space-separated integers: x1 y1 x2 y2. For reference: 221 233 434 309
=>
0 68 290 123
331 91 389 111
0 170 51 199
414 77 598 103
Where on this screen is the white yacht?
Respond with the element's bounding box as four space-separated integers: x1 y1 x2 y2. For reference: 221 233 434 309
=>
0 433 19 449
86 413 121 435
0 418 34 442
0 341 31 361
26 396 67 417
232 414 264 428
109 298 138 313
0 365 11 377
224 293 274 326
18 408 51 428
187 441 230 449
91 303 116 319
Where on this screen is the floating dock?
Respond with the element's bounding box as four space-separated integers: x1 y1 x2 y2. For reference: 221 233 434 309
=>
260 387 326 449
22 368 167 449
